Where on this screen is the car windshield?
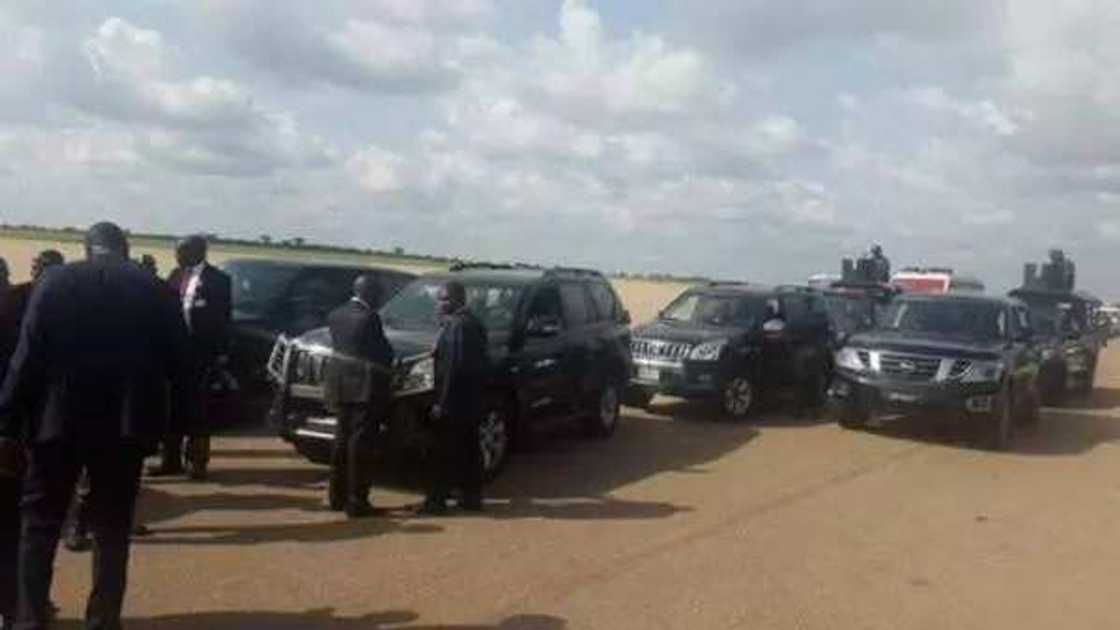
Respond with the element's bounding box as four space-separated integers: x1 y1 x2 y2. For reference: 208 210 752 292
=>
881 299 1006 340
660 293 767 328
221 261 300 321
380 278 524 331
824 294 876 334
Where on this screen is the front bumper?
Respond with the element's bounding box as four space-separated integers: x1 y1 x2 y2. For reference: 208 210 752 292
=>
830 369 1002 416
629 357 724 398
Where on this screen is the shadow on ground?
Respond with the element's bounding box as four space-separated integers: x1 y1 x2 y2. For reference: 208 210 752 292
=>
56 610 566 630
645 396 831 428
1051 387 1120 411
856 402 1120 456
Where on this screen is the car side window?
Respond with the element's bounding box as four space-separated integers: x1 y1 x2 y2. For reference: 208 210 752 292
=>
527 286 564 328
559 283 593 328
780 296 808 325
285 271 341 333
587 281 623 322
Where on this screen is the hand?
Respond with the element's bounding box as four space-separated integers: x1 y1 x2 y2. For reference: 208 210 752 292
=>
0 437 26 479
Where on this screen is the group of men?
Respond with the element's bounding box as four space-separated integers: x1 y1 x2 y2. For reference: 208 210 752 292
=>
0 224 231 630
324 276 490 517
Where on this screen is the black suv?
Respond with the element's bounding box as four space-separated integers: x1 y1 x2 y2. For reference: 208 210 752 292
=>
268 263 633 481
628 283 832 418
221 258 415 402
831 293 1042 449
1008 289 1107 405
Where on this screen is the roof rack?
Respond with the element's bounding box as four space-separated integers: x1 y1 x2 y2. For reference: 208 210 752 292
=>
775 284 816 294
448 261 542 272
705 280 750 287
545 267 604 278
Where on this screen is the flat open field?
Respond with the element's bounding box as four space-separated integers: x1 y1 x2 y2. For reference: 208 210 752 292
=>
38 345 1120 629
0 236 689 324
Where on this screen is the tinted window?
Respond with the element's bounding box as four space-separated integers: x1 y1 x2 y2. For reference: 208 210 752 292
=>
781 296 809 324
381 278 524 332
660 292 768 328
587 282 623 322
286 271 348 333
881 299 1006 340
222 262 300 320
560 283 593 327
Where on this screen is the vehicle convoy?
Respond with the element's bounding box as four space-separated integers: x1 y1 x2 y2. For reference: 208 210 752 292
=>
268 263 633 481
1008 250 1108 404
890 267 985 295
220 258 415 413
830 293 1042 449
628 283 832 418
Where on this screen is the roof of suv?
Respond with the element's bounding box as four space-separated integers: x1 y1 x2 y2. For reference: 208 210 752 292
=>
690 282 821 297
221 257 415 275
894 291 1021 307
424 262 609 285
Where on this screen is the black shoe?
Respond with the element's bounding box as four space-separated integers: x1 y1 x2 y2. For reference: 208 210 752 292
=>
459 496 484 512
146 463 184 477
64 529 92 552
344 502 384 519
413 500 449 516
132 523 152 537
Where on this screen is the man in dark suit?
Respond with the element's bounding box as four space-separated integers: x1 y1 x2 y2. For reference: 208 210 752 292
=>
0 222 191 630
148 235 232 480
0 250 64 628
324 275 394 518
417 281 489 516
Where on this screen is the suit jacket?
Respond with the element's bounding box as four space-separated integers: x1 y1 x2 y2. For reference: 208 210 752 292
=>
434 308 489 421
324 299 394 408
167 264 232 363
0 259 193 446
0 283 31 385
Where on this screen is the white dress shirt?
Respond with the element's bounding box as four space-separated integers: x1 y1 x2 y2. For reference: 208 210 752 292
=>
181 262 207 329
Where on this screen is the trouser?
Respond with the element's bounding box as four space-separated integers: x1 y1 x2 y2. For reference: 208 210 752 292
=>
16 443 145 630
155 436 210 474
427 418 482 504
329 405 379 507
1 477 20 622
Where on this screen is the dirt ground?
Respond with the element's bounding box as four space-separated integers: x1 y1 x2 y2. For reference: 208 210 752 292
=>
32 342 1120 629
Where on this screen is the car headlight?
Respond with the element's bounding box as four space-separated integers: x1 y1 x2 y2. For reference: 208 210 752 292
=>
835 347 866 371
962 360 1005 383
689 340 726 361
1040 348 1057 361
398 356 435 394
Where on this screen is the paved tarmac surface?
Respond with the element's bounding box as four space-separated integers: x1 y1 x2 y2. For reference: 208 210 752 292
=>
46 345 1120 629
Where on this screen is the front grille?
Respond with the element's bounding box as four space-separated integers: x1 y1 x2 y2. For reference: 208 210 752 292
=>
292 350 330 386
632 338 692 361
879 353 941 382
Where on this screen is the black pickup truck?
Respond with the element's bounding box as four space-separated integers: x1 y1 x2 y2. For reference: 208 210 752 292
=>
831 293 1042 449
268 264 633 481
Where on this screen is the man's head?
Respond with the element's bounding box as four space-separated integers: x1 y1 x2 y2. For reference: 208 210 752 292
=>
436 281 467 317
85 222 129 261
352 274 382 306
175 235 208 268
139 254 158 276
871 244 883 257
0 257 9 291
31 250 64 282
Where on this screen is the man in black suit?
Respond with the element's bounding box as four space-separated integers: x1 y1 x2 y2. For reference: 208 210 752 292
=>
417 281 489 516
148 235 232 480
0 250 64 628
324 275 394 518
0 222 191 630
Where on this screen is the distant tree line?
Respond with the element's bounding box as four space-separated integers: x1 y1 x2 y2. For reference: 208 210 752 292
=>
0 223 714 284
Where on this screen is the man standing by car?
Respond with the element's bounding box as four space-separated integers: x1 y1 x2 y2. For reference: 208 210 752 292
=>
149 235 232 480
324 275 393 518
418 281 489 515
0 222 191 630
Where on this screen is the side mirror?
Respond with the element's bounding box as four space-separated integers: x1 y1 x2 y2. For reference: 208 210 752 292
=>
762 318 787 340
526 315 562 337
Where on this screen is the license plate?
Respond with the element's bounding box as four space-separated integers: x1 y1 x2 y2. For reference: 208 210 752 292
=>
885 391 919 403
637 366 660 382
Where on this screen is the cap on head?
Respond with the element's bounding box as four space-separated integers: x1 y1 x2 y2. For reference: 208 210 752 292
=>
353 274 381 305
85 222 129 260
176 235 208 268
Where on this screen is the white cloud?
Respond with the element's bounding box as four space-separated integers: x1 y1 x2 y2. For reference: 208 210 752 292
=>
347 145 407 193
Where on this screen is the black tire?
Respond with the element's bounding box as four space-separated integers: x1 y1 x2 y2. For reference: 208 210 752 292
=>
585 382 622 438
1018 383 1042 427
623 387 655 410
721 375 757 420
804 364 830 409
837 403 870 429
1042 365 1068 406
980 389 1014 451
480 400 513 482
1074 356 1098 396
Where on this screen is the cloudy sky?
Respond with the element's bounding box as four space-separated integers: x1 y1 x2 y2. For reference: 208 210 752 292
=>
1 1 1118 296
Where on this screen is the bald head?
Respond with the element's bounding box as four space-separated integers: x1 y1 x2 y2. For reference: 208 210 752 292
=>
437 280 466 316
176 235 208 268
0 257 9 290
353 274 381 306
32 250 64 282
85 222 129 261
